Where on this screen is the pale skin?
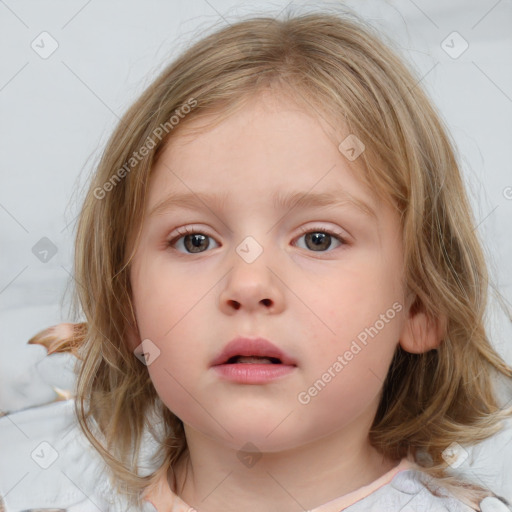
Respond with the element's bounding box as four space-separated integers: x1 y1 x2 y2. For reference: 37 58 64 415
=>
128 90 442 512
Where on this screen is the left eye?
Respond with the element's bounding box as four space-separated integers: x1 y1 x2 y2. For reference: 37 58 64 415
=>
294 227 347 252
167 226 348 254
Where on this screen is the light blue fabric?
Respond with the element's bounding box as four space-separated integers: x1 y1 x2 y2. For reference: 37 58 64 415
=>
342 469 512 512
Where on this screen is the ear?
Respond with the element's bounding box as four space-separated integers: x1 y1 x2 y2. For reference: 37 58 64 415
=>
399 294 447 354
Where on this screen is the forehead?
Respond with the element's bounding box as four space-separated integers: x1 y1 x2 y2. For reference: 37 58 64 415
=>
146 92 381 215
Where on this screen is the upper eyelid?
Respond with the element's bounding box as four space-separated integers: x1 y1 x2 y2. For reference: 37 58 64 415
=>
296 225 348 239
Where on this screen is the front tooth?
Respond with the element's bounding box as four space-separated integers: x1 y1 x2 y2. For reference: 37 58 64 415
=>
235 356 273 364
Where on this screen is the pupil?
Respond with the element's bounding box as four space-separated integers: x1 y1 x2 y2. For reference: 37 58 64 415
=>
307 232 330 251
185 234 208 253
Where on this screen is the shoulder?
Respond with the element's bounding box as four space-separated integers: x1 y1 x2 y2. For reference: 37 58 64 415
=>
345 468 512 512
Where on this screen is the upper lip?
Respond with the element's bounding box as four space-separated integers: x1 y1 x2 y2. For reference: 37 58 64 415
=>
211 337 297 366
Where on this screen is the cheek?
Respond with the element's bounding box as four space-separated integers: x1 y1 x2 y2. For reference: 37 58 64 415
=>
298 258 402 342
131 253 208 340
130 250 218 415
294 259 403 410
142 320 205 419
296 318 399 429
146 360 201 424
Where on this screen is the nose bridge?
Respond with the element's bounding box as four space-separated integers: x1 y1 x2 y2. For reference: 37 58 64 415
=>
219 233 284 312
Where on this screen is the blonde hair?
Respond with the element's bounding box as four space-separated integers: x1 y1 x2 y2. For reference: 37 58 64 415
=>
31 6 512 508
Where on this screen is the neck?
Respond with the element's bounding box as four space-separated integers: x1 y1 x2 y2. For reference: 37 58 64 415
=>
170 427 399 512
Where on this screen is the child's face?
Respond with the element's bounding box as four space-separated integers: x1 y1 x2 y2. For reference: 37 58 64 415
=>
130 92 410 453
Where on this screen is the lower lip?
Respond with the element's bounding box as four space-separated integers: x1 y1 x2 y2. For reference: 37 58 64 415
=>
212 363 296 384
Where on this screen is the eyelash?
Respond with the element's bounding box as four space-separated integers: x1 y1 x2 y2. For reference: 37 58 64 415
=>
167 225 349 253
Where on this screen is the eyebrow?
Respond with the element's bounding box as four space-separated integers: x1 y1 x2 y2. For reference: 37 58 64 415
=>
148 189 377 220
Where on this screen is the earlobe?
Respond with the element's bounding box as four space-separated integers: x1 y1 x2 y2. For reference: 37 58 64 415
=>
399 297 446 354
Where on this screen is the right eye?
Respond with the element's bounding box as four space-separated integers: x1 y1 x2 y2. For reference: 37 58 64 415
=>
167 227 220 254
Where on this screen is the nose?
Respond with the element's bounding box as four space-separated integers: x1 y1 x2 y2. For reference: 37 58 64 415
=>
219 250 285 314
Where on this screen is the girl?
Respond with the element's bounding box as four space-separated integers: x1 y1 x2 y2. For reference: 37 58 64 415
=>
30 6 512 512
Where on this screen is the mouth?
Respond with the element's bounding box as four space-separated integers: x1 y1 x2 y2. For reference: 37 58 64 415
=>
211 336 298 368
212 347 297 384
224 355 283 364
